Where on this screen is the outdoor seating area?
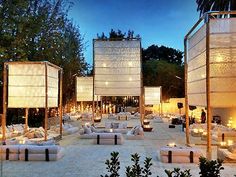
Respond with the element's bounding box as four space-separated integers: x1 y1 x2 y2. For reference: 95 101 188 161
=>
2 1 236 175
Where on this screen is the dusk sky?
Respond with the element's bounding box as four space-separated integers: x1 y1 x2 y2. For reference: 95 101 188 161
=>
68 0 199 65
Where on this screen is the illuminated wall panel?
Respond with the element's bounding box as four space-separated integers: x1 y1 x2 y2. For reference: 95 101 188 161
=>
187 18 236 107
144 87 161 105
7 62 59 108
94 40 141 96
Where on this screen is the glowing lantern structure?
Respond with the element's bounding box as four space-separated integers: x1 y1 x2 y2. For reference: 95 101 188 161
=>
94 39 141 96
2 61 63 140
144 87 161 105
93 39 143 121
76 77 100 113
76 77 94 102
185 11 236 159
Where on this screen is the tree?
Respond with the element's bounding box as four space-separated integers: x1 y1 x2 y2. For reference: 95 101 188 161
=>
97 29 140 40
0 0 88 104
143 60 184 100
142 45 183 66
196 0 236 17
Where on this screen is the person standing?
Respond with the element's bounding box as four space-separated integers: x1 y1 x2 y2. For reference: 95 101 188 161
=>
201 109 206 123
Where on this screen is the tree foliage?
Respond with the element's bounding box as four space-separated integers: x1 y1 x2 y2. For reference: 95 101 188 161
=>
143 60 184 100
97 29 140 40
142 45 184 100
0 0 88 104
142 44 183 66
196 0 236 17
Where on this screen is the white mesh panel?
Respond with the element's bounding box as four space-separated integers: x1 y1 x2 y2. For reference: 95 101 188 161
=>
211 78 236 92
188 66 206 82
8 97 45 108
95 88 140 96
210 18 236 34
187 24 206 106
188 94 206 107
188 80 206 94
47 66 59 107
211 93 236 107
76 77 100 101
94 40 141 96
8 64 45 75
144 87 161 105
8 63 59 108
210 33 236 48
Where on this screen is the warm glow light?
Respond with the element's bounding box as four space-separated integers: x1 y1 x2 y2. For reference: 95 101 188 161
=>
193 128 199 133
198 129 203 133
105 81 108 86
144 124 150 128
202 132 207 136
85 122 90 126
103 63 107 67
228 140 233 146
13 130 18 134
109 129 113 133
220 141 227 147
128 62 132 67
129 77 132 81
19 139 25 144
216 54 223 62
168 142 176 147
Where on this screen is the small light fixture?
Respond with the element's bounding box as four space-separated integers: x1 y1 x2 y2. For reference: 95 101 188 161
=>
103 63 107 67
129 77 132 81
168 142 176 147
109 129 113 133
105 81 108 86
128 62 132 67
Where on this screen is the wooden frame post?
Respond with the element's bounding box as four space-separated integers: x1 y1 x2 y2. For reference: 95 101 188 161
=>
59 69 63 138
101 96 103 118
205 14 212 160
2 63 7 141
24 108 29 133
92 39 95 124
184 37 190 146
44 62 48 141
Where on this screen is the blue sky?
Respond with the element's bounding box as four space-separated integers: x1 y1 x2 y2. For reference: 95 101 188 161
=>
68 0 199 65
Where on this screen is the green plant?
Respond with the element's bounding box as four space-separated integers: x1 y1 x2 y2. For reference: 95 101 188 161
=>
199 157 224 177
101 151 120 177
125 153 153 177
101 152 154 177
164 168 192 177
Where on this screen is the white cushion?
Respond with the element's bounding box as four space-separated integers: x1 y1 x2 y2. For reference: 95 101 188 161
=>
84 126 92 134
228 144 236 153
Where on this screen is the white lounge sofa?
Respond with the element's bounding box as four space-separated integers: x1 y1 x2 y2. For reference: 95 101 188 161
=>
160 146 203 163
19 145 64 161
217 144 236 162
93 133 124 145
0 144 63 161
